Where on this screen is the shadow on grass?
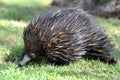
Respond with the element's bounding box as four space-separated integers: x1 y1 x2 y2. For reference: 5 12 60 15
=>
0 1 51 21
5 44 24 62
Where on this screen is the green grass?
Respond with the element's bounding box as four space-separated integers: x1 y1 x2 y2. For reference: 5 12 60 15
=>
0 0 120 80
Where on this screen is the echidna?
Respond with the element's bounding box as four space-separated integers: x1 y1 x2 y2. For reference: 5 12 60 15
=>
18 8 117 67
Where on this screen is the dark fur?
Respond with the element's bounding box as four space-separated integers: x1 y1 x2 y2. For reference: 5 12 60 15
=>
22 8 117 65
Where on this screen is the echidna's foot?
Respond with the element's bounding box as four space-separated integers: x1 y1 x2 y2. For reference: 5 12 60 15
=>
108 58 117 64
18 64 23 67
100 57 117 64
82 54 117 64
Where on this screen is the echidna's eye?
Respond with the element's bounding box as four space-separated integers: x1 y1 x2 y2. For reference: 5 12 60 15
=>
29 53 35 59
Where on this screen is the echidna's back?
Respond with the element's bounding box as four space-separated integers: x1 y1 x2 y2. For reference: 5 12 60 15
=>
29 8 115 64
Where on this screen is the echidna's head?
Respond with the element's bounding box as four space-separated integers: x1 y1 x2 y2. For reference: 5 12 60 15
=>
18 43 38 67
18 25 40 67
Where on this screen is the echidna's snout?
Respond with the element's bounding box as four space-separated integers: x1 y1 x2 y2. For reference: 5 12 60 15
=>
18 54 31 67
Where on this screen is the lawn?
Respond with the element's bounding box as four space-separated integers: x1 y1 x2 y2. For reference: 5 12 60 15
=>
0 0 120 80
